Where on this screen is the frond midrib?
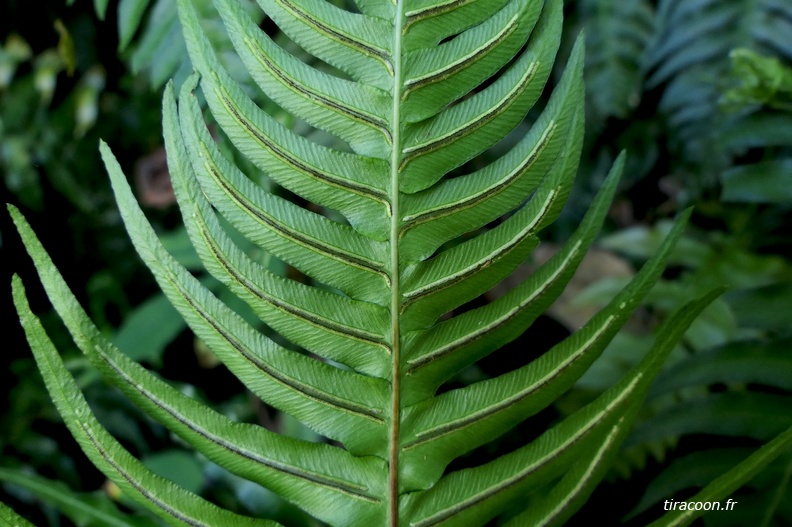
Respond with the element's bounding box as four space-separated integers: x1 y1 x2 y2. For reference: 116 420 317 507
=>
389 1 407 525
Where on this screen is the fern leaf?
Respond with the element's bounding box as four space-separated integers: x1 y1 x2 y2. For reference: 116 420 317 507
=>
215 0 392 157
399 9 559 193
9 208 387 524
399 206 693 482
579 0 653 121
118 0 153 50
181 1 392 240
11 276 280 527
401 151 616 394
503 416 631 527
107 145 393 456
401 289 721 525
630 393 792 447
171 82 392 375
400 0 542 127
0 501 35 527
402 0 510 51
256 0 395 88
176 81 391 303
398 36 583 261
11 0 726 525
645 0 792 191
651 338 792 395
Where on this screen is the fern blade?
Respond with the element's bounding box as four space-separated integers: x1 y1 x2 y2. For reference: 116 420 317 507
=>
20 268 386 526
400 0 542 125
399 206 691 487
399 100 581 328
402 0 510 51
215 0 393 157
401 289 722 527
12 277 280 527
0 501 35 527
19 279 386 525
93 148 391 454
255 0 395 88
176 81 393 329
504 415 632 527
401 153 621 399
178 0 392 240
398 0 562 193
398 42 584 261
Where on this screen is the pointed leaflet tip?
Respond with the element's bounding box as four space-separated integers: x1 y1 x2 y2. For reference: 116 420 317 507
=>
12 275 280 527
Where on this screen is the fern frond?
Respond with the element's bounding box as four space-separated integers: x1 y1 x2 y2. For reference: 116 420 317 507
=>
11 274 280 527
0 500 35 527
11 0 740 525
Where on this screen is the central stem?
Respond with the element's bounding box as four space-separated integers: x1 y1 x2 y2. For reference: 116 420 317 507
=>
388 0 405 525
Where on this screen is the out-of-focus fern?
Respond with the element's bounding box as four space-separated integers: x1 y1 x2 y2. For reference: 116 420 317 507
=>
569 220 792 525
577 0 654 125
560 0 658 218
644 0 792 196
627 337 792 526
67 0 264 88
722 48 792 112
718 48 792 204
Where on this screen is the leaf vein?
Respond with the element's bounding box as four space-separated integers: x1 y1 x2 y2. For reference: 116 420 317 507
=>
400 122 556 231
407 239 582 372
402 13 518 97
244 36 392 143
401 61 539 163
402 189 556 307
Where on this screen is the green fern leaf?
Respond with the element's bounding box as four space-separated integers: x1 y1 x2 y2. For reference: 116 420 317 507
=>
11 274 280 527
11 0 743 525
0 501 35 527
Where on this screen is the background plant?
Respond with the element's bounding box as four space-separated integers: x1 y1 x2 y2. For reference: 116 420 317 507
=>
555 1 792 524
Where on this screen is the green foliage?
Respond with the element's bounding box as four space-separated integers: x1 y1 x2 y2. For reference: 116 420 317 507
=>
0 32 104 209
577 0 654 124
70 0 264 88
647 426 792 527
560 167 792 523
0 500 34 527
645 0 792 196
718 48 792 204
0 468 158 527
7 0 792 525
721 48 792 112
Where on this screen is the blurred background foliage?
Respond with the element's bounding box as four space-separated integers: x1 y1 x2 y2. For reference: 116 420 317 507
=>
1 0 791 525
